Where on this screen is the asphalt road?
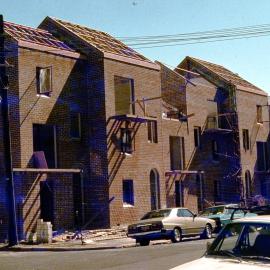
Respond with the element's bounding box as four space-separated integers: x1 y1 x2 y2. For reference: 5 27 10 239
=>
0 238 208 270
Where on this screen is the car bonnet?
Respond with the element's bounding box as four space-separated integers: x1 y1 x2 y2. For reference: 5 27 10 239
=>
169 256 270 270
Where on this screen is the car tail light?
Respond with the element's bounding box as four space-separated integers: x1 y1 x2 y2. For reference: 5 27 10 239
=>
128 225 137 234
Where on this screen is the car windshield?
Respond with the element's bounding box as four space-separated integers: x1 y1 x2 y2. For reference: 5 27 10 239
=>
208 222 270 261
141 209 171 220
200 206 225 216
223 207 241 215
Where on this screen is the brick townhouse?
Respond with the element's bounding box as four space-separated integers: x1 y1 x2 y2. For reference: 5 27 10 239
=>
0 17 269 242
0 17 165 241
159 56 269 213
0 19 92 241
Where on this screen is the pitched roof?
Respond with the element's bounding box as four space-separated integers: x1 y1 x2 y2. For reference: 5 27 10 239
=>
4 21 75 53
186 56 267 96
43 17 158 69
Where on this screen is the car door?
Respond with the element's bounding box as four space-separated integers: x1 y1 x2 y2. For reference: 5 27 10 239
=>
193 216 208 234
178 209 197 235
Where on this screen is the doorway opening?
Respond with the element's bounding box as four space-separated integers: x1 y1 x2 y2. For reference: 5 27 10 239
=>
40 180 54 224
175 180 184 207
33 124 57 168
73 173 83 229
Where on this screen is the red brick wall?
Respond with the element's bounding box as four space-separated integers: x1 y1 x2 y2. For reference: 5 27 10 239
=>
1 26 269 242
10 47 90 239
104 59 164 226
160 65 240 213
236 90 269 198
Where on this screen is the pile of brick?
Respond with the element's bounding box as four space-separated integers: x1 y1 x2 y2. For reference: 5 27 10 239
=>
53 226 128 243
36 219 53 244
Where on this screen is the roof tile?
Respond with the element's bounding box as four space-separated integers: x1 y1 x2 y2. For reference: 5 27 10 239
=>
188 56 267 96
4 21 75 52
50 18 152 63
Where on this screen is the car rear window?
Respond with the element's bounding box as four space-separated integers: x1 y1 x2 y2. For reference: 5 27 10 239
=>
141 209 171 220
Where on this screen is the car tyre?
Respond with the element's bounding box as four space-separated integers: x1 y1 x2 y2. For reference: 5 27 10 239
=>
171 228 182 243
137 239 150 246
201 224 212 239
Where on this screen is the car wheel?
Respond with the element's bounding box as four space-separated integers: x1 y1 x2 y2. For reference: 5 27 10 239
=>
171 228 182 243
137 239 150 246
201 224 212 239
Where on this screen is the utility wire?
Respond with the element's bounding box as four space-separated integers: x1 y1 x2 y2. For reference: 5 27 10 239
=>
128 30 270 46
115 23 270 48
118 23 270 40
132 32 270 49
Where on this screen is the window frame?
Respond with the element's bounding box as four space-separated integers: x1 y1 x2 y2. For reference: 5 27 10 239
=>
194 126 202 148
147 121 158 143
170 136 185 170
123 179 134 206
36 66 53 96
256 141 269 171
256 105 263 124
120 128 133 154
114 76 135 115
242 129 250 151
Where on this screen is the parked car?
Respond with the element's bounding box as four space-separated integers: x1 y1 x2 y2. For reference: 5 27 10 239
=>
170 215 270 269
199 204 257 232
127 208 216 246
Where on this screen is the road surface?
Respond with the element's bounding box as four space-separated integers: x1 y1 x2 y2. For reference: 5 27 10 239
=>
0 238 208 270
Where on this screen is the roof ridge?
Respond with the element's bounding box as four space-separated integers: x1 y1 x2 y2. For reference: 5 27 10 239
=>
46 16 102 54
188 56 225 69
49 16 109 36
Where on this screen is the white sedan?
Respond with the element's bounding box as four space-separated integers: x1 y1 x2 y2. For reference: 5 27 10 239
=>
171 215 270 269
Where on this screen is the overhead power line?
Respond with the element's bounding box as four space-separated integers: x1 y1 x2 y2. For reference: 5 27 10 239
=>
116 23 270 49
118 23 270 40
131 33 270 49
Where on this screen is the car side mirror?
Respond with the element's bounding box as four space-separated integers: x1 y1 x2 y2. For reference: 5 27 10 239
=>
193 214 197 220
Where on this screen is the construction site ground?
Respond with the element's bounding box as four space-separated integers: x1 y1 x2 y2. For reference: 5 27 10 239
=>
0 227 170 251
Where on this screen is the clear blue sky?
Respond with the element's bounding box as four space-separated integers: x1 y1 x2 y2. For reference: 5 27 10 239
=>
2 0 270 93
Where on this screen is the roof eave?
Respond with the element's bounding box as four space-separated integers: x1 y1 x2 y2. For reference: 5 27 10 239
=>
18 40 82 59
236 85 268 96
104 52 160 70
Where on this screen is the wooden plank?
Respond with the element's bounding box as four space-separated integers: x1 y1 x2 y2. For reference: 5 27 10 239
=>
111 114 157 123
165 170 204 176
13 168 81 173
